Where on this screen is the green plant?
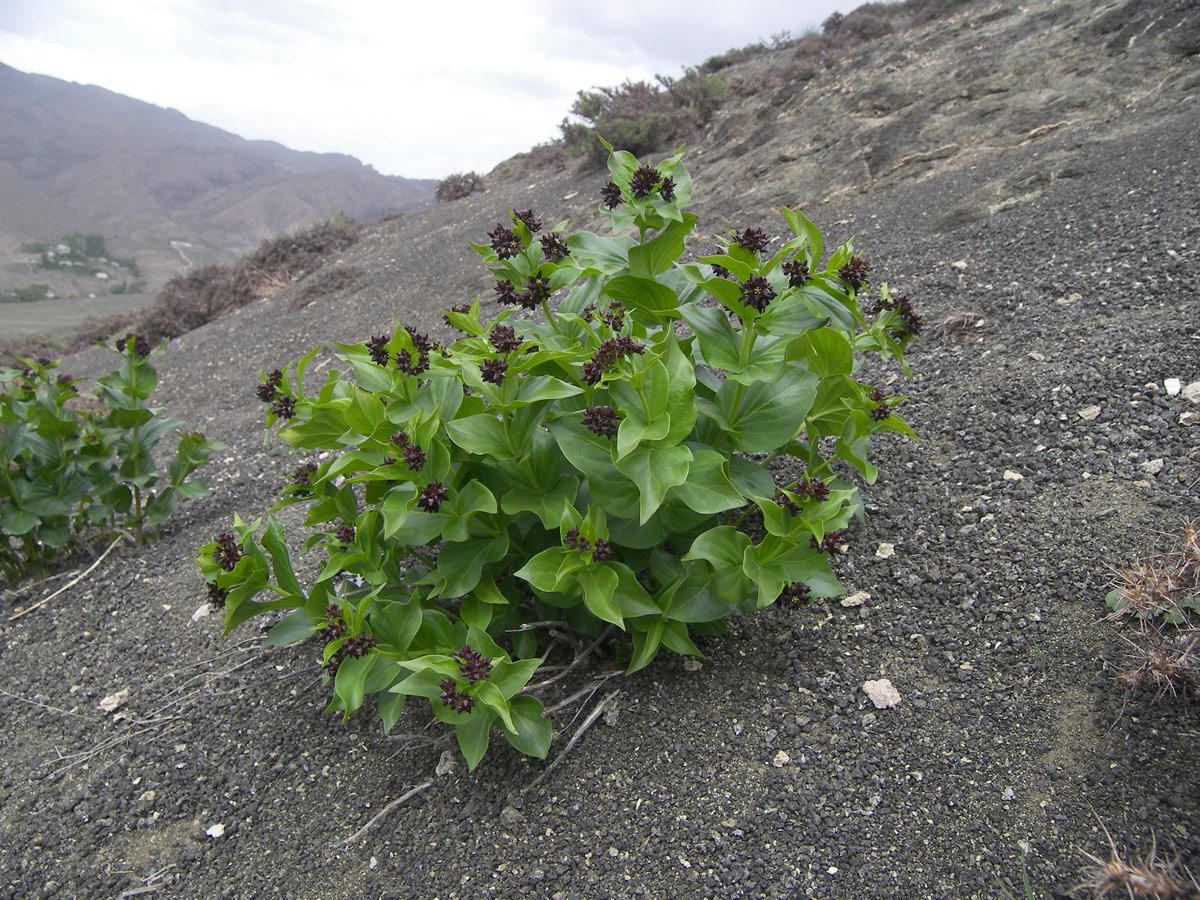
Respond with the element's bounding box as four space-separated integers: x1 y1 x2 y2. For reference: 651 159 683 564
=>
197 143 919 770
0 335 223 580
996 853 1035 899
1 284 53 304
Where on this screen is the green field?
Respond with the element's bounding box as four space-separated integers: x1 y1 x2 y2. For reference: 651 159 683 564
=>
0 292 156 343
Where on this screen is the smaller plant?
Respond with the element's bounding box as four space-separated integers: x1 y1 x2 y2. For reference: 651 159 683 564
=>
1074 818 1200 899
1102 521 1200 700
435 172 484 203
0 335 223 580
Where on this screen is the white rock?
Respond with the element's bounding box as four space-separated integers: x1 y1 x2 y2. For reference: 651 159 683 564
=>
950 260 968 270
875 543 895 559
190 604 211 622
862 679 901 709
206 823 225 838
435 750 457 776
772 750 791 767
1003 470 1024 481
683 658 702 671
1027 352 1046 362
840 590 870 608
1141 458 1164 475
1165 378 1182 396
99 688 129 713
1184 381 1200 404
1078 405 1101 421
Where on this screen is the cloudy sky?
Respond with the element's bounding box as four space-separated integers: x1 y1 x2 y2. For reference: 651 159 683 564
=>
0 0 847 180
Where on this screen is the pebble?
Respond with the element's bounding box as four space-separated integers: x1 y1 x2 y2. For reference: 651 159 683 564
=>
862 679 902 709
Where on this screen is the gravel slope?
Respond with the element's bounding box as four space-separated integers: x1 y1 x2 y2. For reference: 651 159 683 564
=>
2 2 1199 898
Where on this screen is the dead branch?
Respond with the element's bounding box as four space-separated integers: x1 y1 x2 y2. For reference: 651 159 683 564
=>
330 779 435 850
8 534 128 622
523 688 621 793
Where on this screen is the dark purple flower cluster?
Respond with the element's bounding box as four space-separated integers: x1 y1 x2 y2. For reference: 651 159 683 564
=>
782 258 810 288
418 480 448 512
775 493 800 514
777 582 812 610
291 460 318 489
122 333 151 357
793 475 830 503
539 232 569 261
453 646 493 684
513 209 541 233
395 348 429 376
343 632 376 659
488 224 522 259
630 165 662 199
207 581 228 608
481 358 508 384
443 302 472 329
489 324 524 353
867 387 886 402
316 605 377 676
367 334 391 367
317 604 346 644
336 524 355 544
739 275 777 312
582 405 621 438
581 336 645 384
734 227 770 255
659 176 676 202
271 395 296 419
601 181 623 209
495 280 517 305
710 261 731 280
390 429 409 446
591 539 613 562
597 300 626 330
403 443 426 472
213 532 242 571
870 405 891 421
838 255 870 293
257 369 283 402
868 294 923 336
524 272 551 306
810 530 847 555
439 678 475 714
563 527 590 552
56 373 74 388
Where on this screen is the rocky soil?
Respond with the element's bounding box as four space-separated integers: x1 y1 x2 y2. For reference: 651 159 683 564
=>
2 0 1198 897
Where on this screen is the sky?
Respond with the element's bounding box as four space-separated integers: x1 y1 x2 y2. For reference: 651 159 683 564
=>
0 0 848 181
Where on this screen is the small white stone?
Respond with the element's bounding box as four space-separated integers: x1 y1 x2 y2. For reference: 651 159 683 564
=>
1003 470 1024 481
1078 405 1101 421
862 679 901 709
369 857 378 870
1141 459 1164 475
1165 378 1182 396
435 750 457 777
99 688 129 713
1184 381 1200 404
1028 352 1046 361
206 823 225 839
841 590 870 608
683 658 702 671
950 260 968 270
772 750 791 767
190 604 211 622
1002 787 1015 801
875 543 895 559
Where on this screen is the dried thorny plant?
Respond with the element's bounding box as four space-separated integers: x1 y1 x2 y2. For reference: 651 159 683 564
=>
1103 521 1200 702
937 309 988 339
1073 816 1200 900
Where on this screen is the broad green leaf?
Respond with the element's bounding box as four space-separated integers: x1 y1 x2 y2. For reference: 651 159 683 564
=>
628 214 697 278
489 658 542 699
378 691 406 734
456 709 495 770
475 680 516 733
333 652 375 716
262 608 318 647
577 564 623 626
501 695 552 758
613 443 692 524
627 618 664 674
601 275 680 320
684 527 753 603
664 449 744 514
712 362 818 453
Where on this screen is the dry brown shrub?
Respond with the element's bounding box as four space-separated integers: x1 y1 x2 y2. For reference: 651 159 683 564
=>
0 334 58 368
70 312 137 349
434 172 484 202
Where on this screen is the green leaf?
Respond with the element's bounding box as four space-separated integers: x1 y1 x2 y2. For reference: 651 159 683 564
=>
602 275 680 320
371 596 423 652
628 214 697 278
783 206 822 265
333 652 375 716
431 533 509 598
546 418 639 520
515 546 571 593
578 564 623 627
627 618 664 674
475 680 517 733
456 709 495 770
489 658 542 699
665 449 744 514
501 476 579 530
262 608 318 647
793 327 854 377
446 413 516 459
684 527 753 604
567 231 636 275
260 514 304 598
613 443 692 524
378 691 406 734
681 304 741 371
501 695 551 759
712 362 818 453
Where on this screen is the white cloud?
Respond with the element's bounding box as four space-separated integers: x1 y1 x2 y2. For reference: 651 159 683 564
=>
0 0 846 179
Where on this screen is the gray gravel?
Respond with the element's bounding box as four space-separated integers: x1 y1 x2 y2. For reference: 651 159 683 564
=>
2 2 1199 897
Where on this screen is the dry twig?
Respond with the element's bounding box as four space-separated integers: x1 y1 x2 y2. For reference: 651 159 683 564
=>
330 780 435 850
8 534 128 622
523 688 620 793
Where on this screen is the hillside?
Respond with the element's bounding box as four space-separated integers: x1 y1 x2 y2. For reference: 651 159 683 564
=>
1 1 1198 898
0 62 435 304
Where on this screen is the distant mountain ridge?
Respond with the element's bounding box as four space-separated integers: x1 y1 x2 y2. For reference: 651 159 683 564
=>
0 62 435 295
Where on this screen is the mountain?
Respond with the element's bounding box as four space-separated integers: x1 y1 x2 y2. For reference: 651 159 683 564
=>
0 62 435 295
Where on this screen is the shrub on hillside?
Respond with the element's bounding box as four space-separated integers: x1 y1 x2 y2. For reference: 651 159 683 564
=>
435 172 484 202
